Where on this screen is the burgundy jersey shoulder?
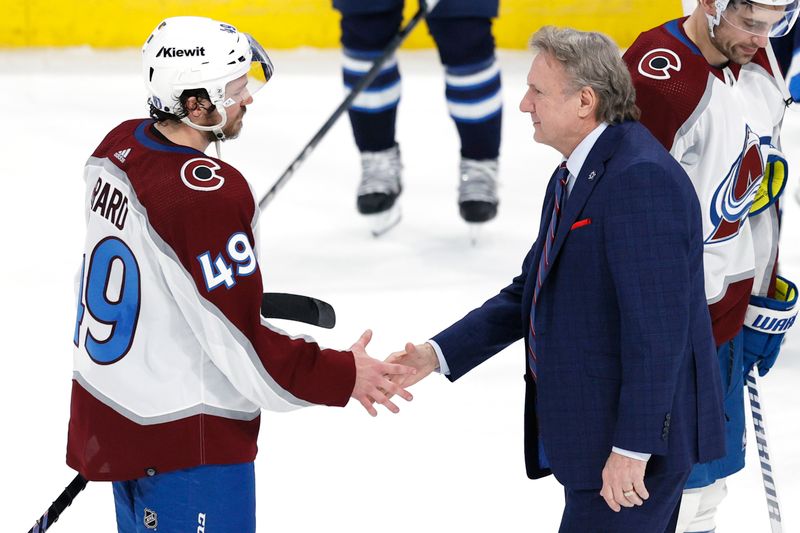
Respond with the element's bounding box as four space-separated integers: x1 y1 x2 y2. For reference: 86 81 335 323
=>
91 119 147 160
92 119 257 272
624 18 714 151
750 47 778 78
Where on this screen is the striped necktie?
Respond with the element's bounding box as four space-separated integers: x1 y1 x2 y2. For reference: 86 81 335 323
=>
527 162 569 381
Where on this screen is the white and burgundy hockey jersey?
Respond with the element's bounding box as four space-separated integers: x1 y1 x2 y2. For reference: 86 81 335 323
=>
624 18 786 345
68 119 356 481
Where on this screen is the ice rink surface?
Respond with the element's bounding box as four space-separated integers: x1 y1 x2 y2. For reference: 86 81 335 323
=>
1 47 799 532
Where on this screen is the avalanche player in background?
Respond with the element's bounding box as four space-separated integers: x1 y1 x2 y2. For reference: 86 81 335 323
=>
771 21 800 203
68 16 414 533
333 0 502 235
624 1 799 532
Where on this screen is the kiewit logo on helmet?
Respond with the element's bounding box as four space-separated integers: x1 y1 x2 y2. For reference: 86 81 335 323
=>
156 46 206 58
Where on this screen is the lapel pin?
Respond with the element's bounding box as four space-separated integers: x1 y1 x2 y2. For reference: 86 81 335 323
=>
588 171 596 180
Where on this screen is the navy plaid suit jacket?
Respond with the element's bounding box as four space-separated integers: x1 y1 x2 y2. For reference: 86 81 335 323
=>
432 121 726 490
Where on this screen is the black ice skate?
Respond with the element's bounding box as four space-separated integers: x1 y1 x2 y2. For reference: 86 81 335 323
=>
458 157 499 243
357 144 403 237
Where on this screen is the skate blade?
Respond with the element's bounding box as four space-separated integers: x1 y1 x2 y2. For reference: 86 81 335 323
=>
364 204 402 237
467 223 482 246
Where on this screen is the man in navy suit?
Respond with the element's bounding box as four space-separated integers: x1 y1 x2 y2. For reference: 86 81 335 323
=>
387 26 726 533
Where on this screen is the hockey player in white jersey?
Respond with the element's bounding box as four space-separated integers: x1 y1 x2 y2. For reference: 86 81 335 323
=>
67 16 415 533
624 1 798 531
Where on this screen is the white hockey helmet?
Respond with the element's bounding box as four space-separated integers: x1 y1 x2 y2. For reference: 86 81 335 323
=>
708 0 799 38
142 16 274 140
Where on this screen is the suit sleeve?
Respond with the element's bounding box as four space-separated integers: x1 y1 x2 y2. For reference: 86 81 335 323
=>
157 171 354 411
432 244 535 381
602 161 694 454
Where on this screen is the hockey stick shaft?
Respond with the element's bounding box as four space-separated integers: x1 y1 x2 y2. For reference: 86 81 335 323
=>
257 2 428 210
746 370 783 533
29 473 88 533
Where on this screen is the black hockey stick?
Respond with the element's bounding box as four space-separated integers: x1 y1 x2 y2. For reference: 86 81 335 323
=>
261 292 336 328
257 1 429 210
28 473 88 533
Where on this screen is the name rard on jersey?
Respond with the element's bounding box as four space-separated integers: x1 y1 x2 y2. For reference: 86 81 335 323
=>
156 46 206 58
91 177 130 230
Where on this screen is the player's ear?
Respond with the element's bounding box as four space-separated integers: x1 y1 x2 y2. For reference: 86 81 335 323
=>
183 96 208 119
699 0 717 17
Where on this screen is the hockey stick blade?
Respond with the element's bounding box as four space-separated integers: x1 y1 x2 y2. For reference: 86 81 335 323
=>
261 292 336 329
29 473 88 533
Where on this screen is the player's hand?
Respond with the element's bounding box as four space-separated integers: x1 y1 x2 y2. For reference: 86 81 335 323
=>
385 342 439 390
599 452 649 512
350 329 415 416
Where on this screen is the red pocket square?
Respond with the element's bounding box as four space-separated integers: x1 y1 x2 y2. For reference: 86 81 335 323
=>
570 218 592 230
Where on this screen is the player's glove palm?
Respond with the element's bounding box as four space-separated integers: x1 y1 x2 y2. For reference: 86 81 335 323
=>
749 146 787 215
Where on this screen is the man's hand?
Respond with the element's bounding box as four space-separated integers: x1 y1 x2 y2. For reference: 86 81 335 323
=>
385 342 439 389
350 330 416 416
599 451 649 512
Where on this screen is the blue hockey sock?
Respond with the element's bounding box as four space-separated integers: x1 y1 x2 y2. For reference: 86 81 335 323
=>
340 11 403 152
427 17 501 160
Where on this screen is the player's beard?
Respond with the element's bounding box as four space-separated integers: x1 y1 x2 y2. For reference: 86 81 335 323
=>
710 28 759 65
204 107 246 142
226 107 246 140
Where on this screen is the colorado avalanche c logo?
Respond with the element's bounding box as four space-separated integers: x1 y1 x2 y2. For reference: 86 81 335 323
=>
705 126 764 244
180 158 225 191
638 48 681 80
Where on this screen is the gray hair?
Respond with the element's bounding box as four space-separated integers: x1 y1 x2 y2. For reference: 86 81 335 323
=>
529 26 640 124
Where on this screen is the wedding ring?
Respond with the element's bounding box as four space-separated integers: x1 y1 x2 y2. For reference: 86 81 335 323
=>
623 490 635 498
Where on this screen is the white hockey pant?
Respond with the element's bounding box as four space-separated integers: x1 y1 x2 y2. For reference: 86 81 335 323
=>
675 478 727 533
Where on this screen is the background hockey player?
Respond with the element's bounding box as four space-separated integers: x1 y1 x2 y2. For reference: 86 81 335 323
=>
624 1 799 531
771 21 800 204
771 11 800 91
333 0 502 235
690 0 800 103
67 16 414 533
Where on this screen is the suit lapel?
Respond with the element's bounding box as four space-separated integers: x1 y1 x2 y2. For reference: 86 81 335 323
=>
542 123 630 280
546 160 605 264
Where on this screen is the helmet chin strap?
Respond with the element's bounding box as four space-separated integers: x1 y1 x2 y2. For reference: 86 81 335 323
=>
180 104 229 157
707 0 728 37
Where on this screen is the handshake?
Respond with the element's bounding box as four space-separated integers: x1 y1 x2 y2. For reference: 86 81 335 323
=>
348 330 439 416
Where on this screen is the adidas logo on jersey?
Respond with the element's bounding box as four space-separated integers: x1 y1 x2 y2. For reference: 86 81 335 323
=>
114 148 131 163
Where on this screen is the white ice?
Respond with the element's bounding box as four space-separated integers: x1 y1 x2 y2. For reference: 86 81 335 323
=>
1 47 799 533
